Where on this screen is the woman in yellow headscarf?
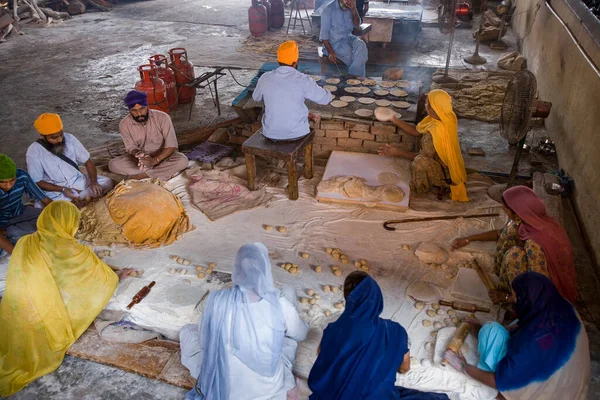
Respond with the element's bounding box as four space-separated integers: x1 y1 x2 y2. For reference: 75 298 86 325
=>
0 201 129 397
379 90 469 202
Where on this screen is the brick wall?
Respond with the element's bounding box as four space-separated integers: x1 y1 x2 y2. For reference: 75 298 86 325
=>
310 117 416 159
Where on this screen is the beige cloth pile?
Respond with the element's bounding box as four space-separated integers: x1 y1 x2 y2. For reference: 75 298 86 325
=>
497 51 527 71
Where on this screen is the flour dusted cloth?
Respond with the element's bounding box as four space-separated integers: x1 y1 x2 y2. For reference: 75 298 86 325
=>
497 52 526 71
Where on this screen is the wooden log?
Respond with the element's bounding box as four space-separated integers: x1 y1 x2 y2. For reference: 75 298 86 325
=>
67 0 87 15
39 7 71 19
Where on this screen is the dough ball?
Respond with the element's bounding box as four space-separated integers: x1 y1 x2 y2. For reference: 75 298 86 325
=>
447 309 456 316
334 302 344 309
414 301 425 310
208 262 216 268
285 263 293 269
433 321 443 329
421 358 432 368
206 268 214 274
324 310 332 317
137 270 144 275
129 271 138 277
360 259 367 265
410 357 419 366
314 294 322 300
289 267 298 274
427 310 437 318
332 248 341 255
424 341 433 351
196 266 204 272
361 265 370 271
299 297 309 304
436 309 445 316
331 266 340 271
315 265 322 273
323 285 331 292
183 260 191 266
301 252 309 259
292 264 299 268
402 245 410 251
422 320 432 327
308 309 317 318
333 253 340 260
354 261 362 268
176 257 183 264
277 226 287 233
197 272 206 279
331 286 340 294
446 273 454 279
451 317 460 325
309 298 317 305
444 318 453 326
108 251 115 257
334 270 342 277
169 268 175 274
326 248 333 254
432 303 440 310
306 289 315 296
170 255 179 261
341 258 349 264
264 225 273 231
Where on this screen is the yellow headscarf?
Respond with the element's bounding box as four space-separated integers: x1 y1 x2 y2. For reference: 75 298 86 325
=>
277 40 299 66
34 113 63 136
416 90 469 202
0 201 118 397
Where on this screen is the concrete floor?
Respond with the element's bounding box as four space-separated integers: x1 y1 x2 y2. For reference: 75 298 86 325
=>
1 0 599 399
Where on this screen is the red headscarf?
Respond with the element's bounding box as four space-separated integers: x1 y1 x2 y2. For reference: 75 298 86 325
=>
503 186 577 303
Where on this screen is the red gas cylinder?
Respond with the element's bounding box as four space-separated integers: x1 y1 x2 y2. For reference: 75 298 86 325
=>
270 0 285 28
262 0 272 29
168 48 197 104
149 54 178 111
249 0 268 37
134 64 168 113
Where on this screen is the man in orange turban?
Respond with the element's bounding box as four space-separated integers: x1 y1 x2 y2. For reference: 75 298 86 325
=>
252 41 332 141
26 113 114 205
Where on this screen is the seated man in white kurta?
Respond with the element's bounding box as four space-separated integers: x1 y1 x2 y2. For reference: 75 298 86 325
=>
26 113 113 204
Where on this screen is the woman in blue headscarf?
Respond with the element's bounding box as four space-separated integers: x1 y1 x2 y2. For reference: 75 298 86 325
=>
444 272 590 400
308 271 449 400
179 243 309 400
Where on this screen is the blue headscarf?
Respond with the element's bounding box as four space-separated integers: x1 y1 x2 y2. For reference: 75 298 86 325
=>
308 275 407 400
477 322 510 372
187 243 285 400
495 272 582 392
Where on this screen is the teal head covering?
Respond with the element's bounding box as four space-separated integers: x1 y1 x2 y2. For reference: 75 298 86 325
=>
0 154 17 180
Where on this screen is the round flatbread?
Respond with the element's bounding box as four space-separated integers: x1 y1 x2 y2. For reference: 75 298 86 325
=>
392 101 411 109
374 106 395 122
346 79 361 85
323 85 337 92
344 87 358 93
378 172 401 185
362 79 377 86
325 78 341 84
357 97 376 104
390 89 409 97
380 81 397 88
355 109 374 117
396 80 411 88
353 87 371 94
309 75 322 81
330 100 349 108
340 96 356 102
375 99 392 107
383 186 405 203
374 89 389 96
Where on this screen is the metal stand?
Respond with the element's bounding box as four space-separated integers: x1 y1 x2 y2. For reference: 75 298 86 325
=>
464 25 487 65
286 0 312 35
186 67 226 121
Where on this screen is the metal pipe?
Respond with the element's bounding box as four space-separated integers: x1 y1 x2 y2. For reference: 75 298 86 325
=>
544 1 600 78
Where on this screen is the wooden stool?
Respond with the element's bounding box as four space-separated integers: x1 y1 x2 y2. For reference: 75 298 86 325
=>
243 129 314 200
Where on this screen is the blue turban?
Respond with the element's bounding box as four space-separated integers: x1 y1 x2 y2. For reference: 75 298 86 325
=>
124 90 148 109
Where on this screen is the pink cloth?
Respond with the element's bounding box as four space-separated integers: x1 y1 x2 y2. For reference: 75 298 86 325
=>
503 186 577 303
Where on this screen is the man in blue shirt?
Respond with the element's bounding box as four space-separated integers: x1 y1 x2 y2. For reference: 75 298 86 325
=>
320 0 368 77
0 154 51 256
252 40 333 141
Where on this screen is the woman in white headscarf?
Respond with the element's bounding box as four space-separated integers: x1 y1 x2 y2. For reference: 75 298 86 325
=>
180 243 309 400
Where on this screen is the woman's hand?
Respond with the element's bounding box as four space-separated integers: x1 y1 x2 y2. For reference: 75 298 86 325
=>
489 289 511 304
443 349 467 373
378 144 401 157
451 237 470 251
115 268 136 281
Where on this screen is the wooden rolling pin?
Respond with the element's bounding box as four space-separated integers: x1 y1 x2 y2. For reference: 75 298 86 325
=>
127 281 156 310
439 300 490 314
442 321 473 366
472 259 496 290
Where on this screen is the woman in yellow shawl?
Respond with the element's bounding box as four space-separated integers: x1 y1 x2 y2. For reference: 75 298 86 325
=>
0 201 130 397
378 90 469 202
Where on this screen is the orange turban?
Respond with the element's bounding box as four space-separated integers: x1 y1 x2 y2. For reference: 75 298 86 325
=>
34 113 63 136
277 40 299 65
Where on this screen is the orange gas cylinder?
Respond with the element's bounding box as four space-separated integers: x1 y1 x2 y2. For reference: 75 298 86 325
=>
134 64 168 113
168 48 197 104
249 0 268 37
270 0 285 28
149 54 178 111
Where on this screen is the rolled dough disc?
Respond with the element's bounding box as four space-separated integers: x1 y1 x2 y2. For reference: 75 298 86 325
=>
392 101 411 109
340 96 356 102
357 97 376 104
362 79 377 85
374 89 389 96
323 85 337 92
355 109 374 117
380 81 397 88
326 78 341 84
414 242 449 264
396 80 411 88
330 100 349 108
346 79 361 85
406 281 442 302
383 186 405 203
390 89 409 97
375 99 392 107
374 106 394 122
353 87 371 94
378 172 401 185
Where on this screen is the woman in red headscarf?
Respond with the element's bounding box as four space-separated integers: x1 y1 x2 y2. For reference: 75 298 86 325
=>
452 185 577 304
